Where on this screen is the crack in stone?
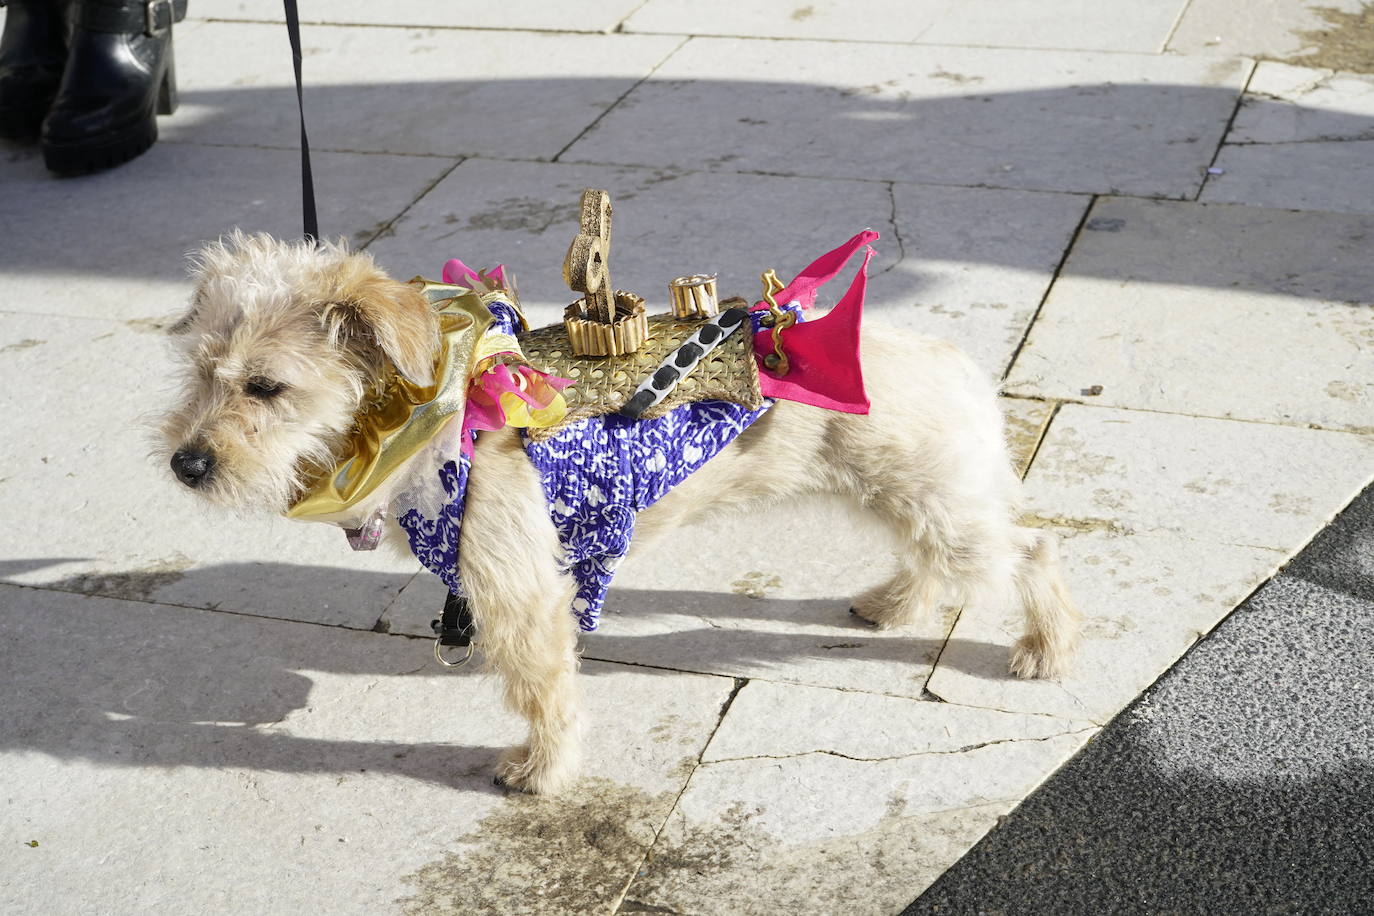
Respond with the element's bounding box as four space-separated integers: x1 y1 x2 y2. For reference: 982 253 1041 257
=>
880 180 908 277
1223 135 1374 146
701 727 1097 766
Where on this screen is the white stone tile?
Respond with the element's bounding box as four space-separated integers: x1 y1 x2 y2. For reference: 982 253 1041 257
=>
0 142 450 323
917 0 1189 53
1005 198 1374 431
1197 62 1374 213
1202 140 1374 214
627 0 1187 51
1228 62 1374 144
704 680 1094 762
624 0 945 43
927 404 1374 722
627 714 1092 913
0 314 416 628
887 184 1089 376
563 38 1250 197
163 21 682 159
1167 0 1366 60
1020 406 1374 549
0 585 731 915
192 0 645 32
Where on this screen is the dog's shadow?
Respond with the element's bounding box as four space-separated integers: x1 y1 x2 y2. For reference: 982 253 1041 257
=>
1 559 1015 784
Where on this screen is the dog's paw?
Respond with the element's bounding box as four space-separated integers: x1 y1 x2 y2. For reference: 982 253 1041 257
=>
494 743 578 795
1008 635 1070 680
849 598 912 630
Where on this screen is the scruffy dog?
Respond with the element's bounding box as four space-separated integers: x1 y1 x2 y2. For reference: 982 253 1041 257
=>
160 232 1080 794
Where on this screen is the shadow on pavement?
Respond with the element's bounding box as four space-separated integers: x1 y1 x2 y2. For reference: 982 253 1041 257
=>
0 562 1011 783
2 81 1372 303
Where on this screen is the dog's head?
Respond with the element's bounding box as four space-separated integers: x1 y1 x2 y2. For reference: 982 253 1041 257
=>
159 231 439 511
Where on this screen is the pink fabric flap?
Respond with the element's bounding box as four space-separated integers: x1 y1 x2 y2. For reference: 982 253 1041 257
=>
752 231 878 415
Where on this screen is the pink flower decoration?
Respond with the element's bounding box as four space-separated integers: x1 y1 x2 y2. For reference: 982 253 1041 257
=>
443 258 510 290
460 361 573 455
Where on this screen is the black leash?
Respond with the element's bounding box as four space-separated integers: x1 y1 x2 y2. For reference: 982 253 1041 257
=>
282 0 318 243
281 5 472 663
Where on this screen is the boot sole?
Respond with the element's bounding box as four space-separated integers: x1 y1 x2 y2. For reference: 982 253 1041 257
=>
43 115 157 175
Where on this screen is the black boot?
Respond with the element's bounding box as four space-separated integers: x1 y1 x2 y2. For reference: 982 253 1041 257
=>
40 0 186 174
0 0 71 142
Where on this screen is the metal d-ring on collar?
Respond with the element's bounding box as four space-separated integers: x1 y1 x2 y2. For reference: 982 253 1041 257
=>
431 592 476 668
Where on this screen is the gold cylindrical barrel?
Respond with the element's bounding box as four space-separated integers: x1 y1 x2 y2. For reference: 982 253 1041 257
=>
669 274 719 319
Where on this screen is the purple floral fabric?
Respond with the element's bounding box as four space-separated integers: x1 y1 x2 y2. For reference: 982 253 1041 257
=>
397 452 470 597
524 399 771 631
396 400 770 630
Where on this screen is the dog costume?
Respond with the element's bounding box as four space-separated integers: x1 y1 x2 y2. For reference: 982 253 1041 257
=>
286 230 879 631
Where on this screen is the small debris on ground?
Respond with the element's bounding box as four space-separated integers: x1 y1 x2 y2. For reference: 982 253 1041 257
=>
1081 385 1104 396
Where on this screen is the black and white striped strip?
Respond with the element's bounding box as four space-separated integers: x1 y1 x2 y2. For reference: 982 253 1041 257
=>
618 307 749 419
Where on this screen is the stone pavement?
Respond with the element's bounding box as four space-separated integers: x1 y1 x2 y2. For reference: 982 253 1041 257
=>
0 1 1371 913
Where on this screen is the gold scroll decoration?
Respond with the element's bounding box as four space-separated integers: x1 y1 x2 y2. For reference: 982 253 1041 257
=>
562 189 648 356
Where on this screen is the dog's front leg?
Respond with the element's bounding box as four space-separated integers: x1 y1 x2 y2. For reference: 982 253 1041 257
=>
460 429 581 795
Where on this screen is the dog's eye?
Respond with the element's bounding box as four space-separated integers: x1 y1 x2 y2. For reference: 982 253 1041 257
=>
245 377 286 399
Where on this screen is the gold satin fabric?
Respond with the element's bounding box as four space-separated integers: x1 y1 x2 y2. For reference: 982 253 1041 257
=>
285 283 494 527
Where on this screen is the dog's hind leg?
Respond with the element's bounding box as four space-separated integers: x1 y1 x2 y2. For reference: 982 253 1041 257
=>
461 429 582 795
1007 527 1080 679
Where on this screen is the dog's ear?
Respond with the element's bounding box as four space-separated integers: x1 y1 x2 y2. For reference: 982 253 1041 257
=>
168 291 201 335
324 265 440 387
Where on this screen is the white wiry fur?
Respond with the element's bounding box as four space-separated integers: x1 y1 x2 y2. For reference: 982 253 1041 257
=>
160 233 1080 795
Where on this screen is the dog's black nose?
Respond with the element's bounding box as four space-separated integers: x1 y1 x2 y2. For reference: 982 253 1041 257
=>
171 449 215 488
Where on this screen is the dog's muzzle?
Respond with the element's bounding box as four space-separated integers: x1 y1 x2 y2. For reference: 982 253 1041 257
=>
171 449 215 488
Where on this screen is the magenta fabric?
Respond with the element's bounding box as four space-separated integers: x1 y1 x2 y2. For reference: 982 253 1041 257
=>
751 230 878 415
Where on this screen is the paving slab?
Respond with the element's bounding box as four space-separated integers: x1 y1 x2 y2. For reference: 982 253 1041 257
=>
623 0 947 44
1167 0 1369 62
915 0 1189 53
162 21 683 159
193 0 646 33
0 313 416 628
1203 139 1374 214
626 0 1188 54
1201 63 1374 213
1228 62 1374 143
385 398 1052 697
368 157 1088 378
621 681 1094 914
562 38 1250 197
0 142 450 323
1005 197 1374 431
0 585 733 915
928 404 1374 723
